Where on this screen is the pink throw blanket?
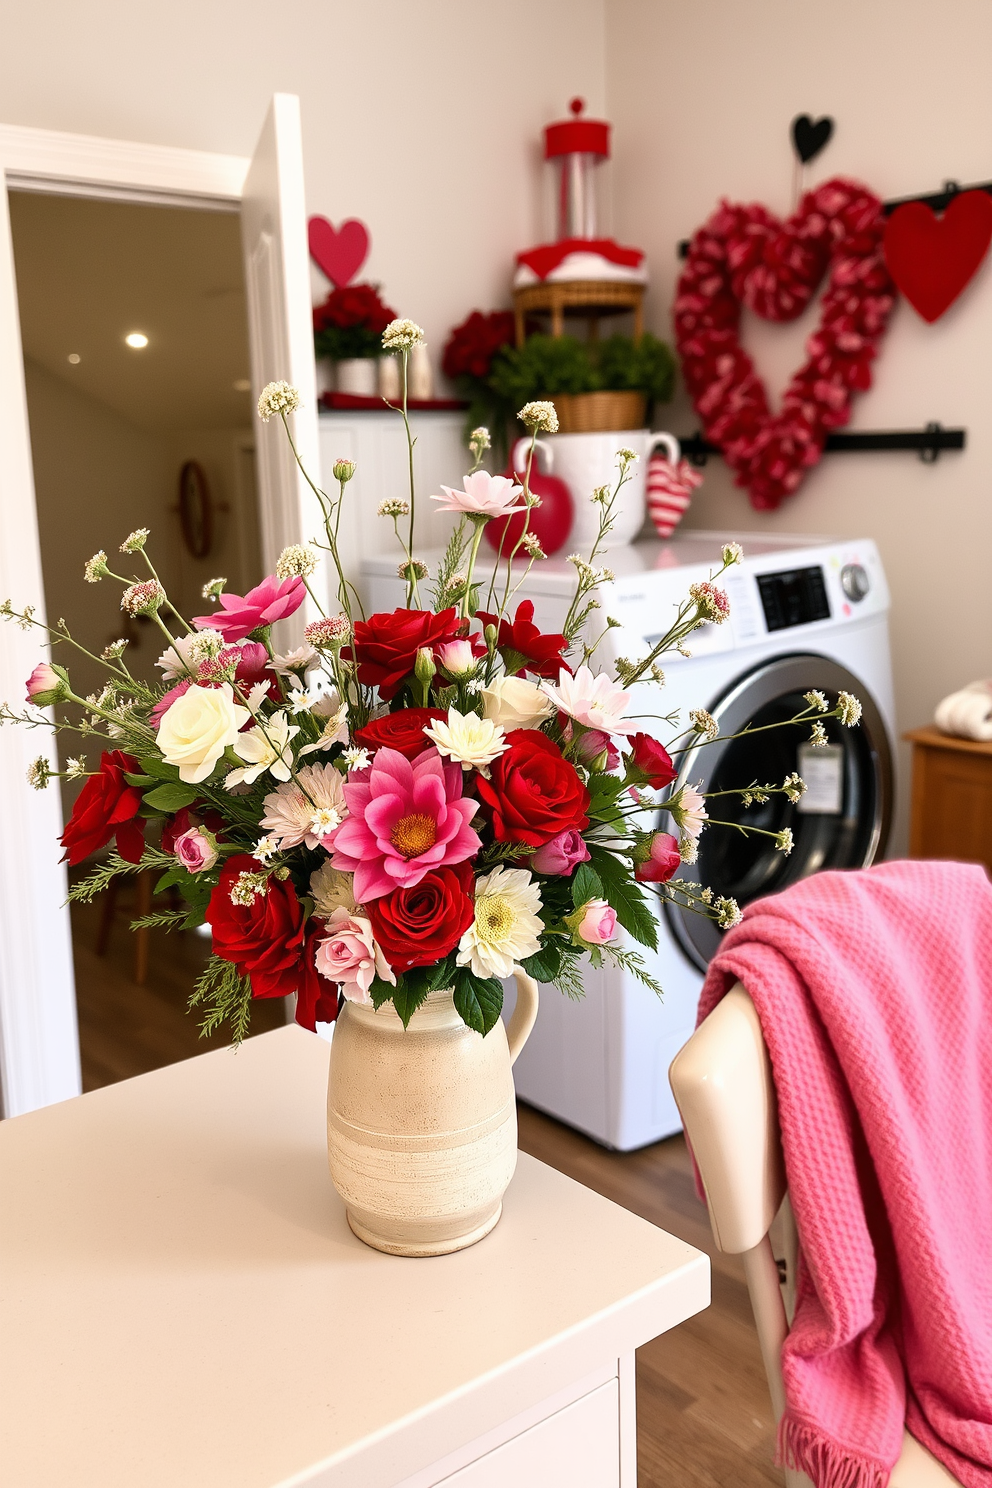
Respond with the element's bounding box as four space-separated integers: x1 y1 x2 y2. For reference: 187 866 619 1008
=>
698 861 992 1488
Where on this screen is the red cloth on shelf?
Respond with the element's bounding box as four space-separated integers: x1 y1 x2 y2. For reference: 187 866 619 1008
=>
515 237 644 281
698 861 992 1487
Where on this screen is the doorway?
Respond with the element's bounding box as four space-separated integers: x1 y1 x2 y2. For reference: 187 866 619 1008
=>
7 188 287 1090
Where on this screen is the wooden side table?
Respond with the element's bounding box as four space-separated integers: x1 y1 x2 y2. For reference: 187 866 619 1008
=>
904 726 992 872
513 279 644 345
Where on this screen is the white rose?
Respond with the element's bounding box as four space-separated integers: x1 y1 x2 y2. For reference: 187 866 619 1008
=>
481 674 554 731
157 682 250 784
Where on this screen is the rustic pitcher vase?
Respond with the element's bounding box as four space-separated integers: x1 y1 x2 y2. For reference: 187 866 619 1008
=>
327 969 539 1257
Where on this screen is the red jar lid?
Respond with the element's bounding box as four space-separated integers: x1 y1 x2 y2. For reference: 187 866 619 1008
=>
544 97 610 160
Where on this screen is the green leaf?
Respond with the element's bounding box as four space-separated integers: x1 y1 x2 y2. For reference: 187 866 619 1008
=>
587 842 658 951
124 771 156 788
143 781 198 812
571 860 603 908
587 772 626 826
138 756 182 781
425 955 457 992
154 867 188 893
390 968 433 1028
452 968 504 1035
522 942 563 984
369 976 395 1010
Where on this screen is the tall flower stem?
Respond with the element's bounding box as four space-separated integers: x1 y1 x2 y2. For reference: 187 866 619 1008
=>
461 517 488 621
397 350 421 607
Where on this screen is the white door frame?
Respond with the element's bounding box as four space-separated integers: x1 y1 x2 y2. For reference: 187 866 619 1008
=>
0 108 314 1115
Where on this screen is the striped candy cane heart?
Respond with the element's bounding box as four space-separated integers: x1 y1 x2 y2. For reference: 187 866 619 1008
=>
646 455 704 538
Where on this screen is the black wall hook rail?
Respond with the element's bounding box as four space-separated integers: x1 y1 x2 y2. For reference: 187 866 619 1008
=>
676 179 992 257
679 423 966 468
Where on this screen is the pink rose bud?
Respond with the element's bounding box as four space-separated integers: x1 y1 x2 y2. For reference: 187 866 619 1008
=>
635 831 681 884
25 662 65 707
573 727 620 773
173 827 218 873
438 639 476 677
530 828 592 876
574 898 617 945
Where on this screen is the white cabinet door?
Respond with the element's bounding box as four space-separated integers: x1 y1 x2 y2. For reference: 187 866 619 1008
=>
436 1379 621 1487
241 94 323 613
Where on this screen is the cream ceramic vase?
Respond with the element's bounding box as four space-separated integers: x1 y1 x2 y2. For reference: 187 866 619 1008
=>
327 969 539 1257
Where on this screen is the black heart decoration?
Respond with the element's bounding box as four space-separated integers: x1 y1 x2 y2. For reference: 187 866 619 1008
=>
791 114 834 164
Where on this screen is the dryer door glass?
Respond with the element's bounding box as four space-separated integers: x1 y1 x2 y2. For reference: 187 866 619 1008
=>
664 653 893 972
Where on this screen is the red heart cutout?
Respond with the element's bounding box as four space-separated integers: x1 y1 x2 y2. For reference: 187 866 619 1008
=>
883 191 992 323
308 216 369 289
675 178 895 510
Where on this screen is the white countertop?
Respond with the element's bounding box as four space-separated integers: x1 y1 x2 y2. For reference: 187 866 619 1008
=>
0 1025 708 1488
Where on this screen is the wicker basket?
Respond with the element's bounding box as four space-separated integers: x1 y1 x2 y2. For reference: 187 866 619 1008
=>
549 391 647 434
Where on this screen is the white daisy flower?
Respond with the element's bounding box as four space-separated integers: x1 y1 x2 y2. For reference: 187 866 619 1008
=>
456 866 543 980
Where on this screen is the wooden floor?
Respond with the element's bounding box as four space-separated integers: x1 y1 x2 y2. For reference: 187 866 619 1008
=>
71 893 782 1488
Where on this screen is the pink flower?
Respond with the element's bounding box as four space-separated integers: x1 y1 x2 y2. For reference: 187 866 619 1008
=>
328 746 481 902
431 470 525 519
173 827 218 873
541 665 636 735
572 727 620 772
635 832 681 884
531 828 591 877
151 678 192 727
192 574 306 642
437 639 477 677
25 662 63 706
314 907 395 1004
573 898 617 945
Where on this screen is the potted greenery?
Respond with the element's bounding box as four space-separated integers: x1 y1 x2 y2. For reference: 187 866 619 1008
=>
313 283 397 396
488 333 676 433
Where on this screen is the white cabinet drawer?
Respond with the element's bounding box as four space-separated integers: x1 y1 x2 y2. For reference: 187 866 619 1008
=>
435 1378 620 1487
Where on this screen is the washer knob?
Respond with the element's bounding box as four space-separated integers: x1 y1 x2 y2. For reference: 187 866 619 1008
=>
841 562 870 602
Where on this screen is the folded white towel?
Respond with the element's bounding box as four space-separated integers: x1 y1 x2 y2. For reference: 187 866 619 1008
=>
934 680 992 741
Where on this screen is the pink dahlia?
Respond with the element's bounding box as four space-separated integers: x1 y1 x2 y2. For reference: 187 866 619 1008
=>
192 574 305 642
328 746 481 902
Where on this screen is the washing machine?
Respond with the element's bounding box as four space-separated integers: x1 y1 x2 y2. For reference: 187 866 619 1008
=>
362 532 896 1150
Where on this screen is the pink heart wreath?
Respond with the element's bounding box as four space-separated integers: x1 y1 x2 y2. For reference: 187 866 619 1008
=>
674 178 896 510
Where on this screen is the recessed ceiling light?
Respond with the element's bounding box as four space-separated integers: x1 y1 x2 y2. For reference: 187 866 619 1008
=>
67 353 81 364
233 378 251 392
125 332 149 349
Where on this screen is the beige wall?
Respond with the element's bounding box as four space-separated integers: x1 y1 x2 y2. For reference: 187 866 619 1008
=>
24 359 259 715
0 0 606 386
607 0 992 852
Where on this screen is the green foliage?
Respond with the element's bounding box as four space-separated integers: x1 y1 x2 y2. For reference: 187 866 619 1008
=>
587 842 658 951
131 909 190 932
143 781 198 813
487 332 677 407
138 756 182 781
489 335 595 407
602 943 664 998
452 968 504 1035
67 847 173 905
571 860 603 908
188 955 253 1042
587 771 626 826
521 940 564 984
594 333 676 403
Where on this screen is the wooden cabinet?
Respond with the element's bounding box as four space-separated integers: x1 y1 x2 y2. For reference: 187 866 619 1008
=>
905 727 992 872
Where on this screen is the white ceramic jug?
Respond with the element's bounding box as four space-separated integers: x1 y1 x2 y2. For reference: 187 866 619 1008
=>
327 969 539 1256
547 429 681 546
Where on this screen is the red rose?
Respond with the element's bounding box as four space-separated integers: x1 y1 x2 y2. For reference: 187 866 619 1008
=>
313 282 395 334
367 862 475 973
476 730 590 847
474 600 569 679
442 310 515 382
206 855 307 1000
353 707 448 761
295 918 340 1030
59 749 145 866
346 608 465 700
627 733 677 790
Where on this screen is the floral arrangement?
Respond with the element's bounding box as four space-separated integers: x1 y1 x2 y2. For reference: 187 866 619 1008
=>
674 178 895 510
2 317 863 1043
313 282 397 362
